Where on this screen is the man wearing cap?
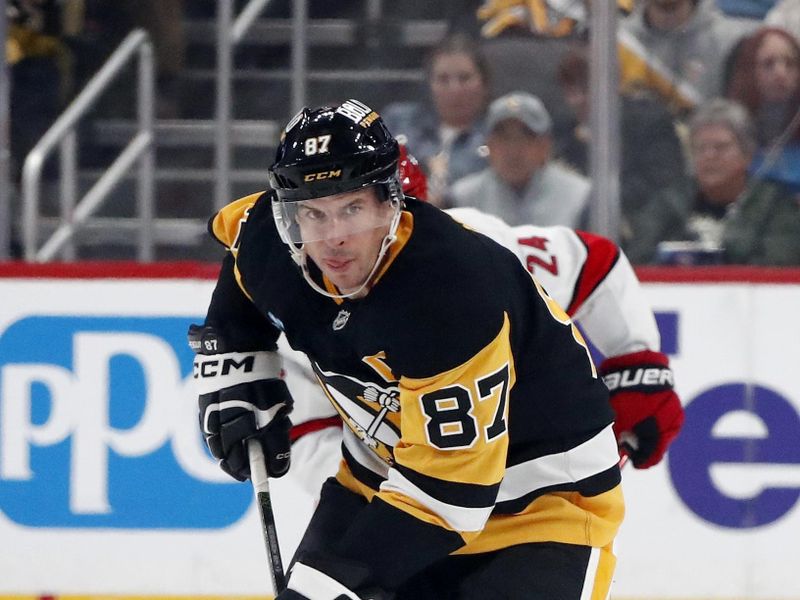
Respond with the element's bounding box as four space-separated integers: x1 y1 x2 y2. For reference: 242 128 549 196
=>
448 91 591 228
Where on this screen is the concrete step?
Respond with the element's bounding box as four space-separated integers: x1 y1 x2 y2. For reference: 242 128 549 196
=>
183 17 447 48
35 215 225 261
89 118 280 148
179 67 426 83
80 167 267 184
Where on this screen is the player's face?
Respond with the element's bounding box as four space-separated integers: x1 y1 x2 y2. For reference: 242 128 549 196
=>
299 188 395 295
430 52 488 129
755 33 799 105
691 124 750 201
487 119 551 189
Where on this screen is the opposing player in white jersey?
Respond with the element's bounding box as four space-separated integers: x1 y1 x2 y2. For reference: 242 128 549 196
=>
281 145 684 499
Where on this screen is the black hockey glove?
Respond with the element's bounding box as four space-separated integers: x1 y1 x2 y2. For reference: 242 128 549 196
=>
188 324 293 482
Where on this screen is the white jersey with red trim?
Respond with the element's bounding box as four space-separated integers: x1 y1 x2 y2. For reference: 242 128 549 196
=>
281 207 660 494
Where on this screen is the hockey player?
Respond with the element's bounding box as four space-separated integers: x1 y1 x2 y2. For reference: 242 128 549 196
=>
190 99 624 599
286 145 684 500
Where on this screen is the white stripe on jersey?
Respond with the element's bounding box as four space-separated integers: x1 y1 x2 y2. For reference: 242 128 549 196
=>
342 426 391 479
579 546 602 600
570 247 660 357
381 468 493 533
496 424 619 504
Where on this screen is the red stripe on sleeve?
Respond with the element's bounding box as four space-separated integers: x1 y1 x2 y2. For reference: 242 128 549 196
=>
566 231 620 316
290 416 342 443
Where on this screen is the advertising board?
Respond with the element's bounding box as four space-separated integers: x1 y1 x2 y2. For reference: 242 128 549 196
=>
1 264 798 599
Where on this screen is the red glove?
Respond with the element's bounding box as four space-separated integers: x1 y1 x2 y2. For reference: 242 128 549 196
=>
599 350 684 469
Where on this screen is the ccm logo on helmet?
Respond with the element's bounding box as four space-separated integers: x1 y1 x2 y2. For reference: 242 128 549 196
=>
303 169 342 182
194 356 255 378
603 367 674 391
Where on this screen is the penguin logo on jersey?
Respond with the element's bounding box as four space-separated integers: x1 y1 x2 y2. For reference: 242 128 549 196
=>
332 309 350 331
311 363 401 463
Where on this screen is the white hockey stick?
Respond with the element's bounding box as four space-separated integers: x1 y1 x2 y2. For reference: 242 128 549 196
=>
247 439 287 594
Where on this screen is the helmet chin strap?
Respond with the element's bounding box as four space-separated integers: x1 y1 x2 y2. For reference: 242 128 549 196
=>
290 199 403 300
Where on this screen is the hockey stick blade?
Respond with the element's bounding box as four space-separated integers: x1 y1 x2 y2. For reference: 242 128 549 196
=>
248 439 287 594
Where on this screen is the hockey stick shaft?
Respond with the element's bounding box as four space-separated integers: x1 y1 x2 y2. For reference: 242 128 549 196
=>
618 432 638 469
247 439 287 594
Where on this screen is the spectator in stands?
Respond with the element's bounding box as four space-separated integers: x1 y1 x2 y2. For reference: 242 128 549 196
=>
118 0 186 118
448 91 590 228
765 0 800 43
382 34 490 206
6 0 73 175
619 0 755 114
78 0 186 118
661 98 800 265
449 0 750 116
449 0 635 39
726 26 800 192
555 46 691 264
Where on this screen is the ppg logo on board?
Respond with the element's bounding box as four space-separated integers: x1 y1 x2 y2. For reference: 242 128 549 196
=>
0 316 250 529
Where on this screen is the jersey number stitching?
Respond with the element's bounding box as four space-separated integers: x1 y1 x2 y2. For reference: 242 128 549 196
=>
419 364 510 450
519 235 559 276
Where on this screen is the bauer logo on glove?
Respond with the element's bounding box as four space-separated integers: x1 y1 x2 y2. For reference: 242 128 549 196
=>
599 350 684 469
603 366 674 392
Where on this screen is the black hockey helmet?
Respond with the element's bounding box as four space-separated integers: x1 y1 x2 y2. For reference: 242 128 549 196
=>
267 99 401 202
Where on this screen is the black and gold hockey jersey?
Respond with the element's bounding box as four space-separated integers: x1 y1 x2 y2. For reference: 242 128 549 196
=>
204 193 624 581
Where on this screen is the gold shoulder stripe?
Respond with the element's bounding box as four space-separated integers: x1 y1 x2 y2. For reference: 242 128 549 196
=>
210 192 263 248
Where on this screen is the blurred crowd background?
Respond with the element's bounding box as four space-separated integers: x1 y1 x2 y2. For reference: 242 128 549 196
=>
4 0 800 266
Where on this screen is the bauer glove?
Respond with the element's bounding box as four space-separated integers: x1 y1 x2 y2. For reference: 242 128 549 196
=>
599 350 684 469
189 324 293 481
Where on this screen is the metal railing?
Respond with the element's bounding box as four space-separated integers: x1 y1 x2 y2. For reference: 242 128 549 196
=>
21 29 155 262
0 4 11 260
215 0 285 210
588 0 621 241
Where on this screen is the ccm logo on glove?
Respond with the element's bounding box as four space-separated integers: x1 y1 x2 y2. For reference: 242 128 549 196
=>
188 324 294 482
194 355 255 378
192 351 284 395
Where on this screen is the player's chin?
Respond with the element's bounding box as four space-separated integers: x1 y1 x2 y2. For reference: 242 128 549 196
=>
326 271 365 293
